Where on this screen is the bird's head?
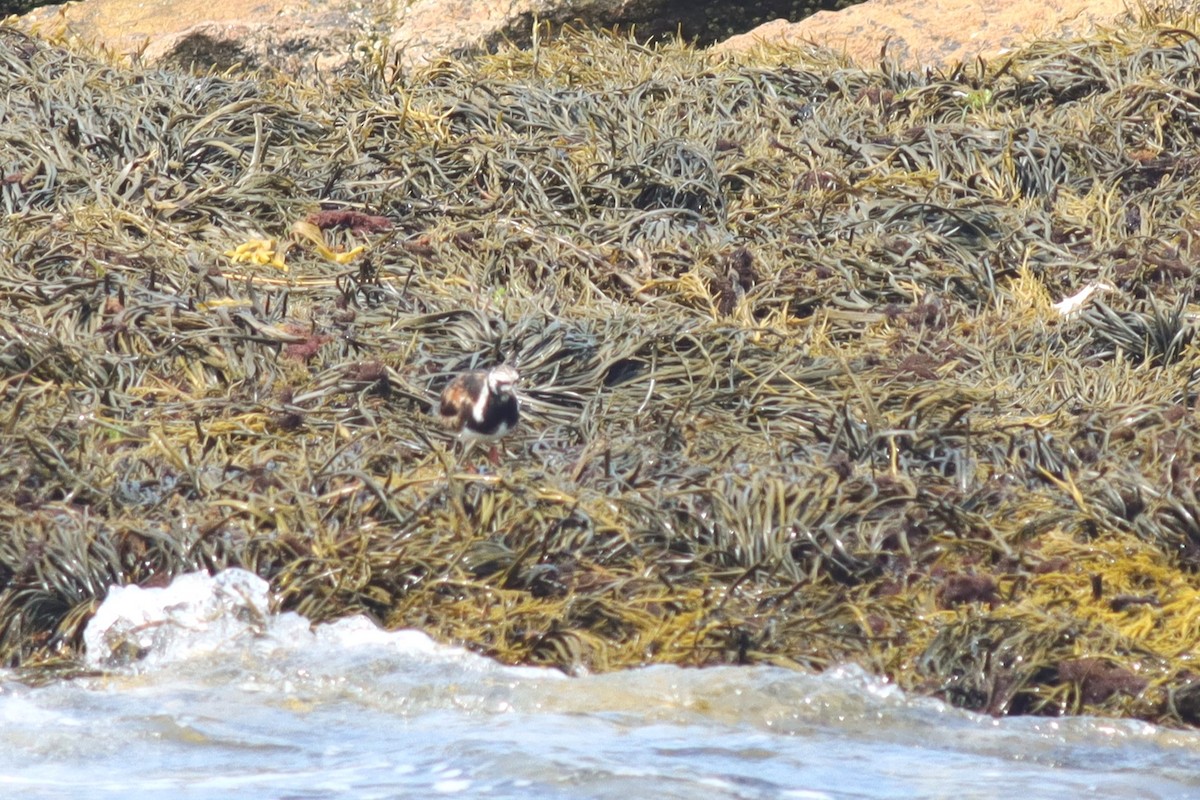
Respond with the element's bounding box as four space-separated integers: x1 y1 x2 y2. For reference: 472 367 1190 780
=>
487 365 519 399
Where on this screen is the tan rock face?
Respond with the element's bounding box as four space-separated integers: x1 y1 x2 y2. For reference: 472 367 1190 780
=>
387 0 832 66
18 0 367 72
12 0 1163 74
715 0 1151 69
16 0 830 73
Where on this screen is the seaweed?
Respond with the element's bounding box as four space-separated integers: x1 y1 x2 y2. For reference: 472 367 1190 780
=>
4 14 1200 725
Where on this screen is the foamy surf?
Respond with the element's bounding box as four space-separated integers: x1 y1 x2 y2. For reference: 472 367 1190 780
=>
0 569 1192 799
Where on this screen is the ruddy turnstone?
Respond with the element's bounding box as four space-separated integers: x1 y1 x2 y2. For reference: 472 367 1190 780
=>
438 364 520 463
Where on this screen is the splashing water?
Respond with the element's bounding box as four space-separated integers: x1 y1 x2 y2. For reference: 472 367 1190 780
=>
0 570 1194 799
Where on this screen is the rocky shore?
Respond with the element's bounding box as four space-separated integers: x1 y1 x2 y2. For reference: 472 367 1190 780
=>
4 3 1200 727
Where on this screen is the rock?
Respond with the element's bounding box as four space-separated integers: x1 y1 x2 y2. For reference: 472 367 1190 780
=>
13 0 1155 75
714 0 1144 70
386 0 836 67
17 0 368 73
15 0 840 73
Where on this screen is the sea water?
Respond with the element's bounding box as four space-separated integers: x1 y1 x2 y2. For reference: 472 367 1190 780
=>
0 569 1195 799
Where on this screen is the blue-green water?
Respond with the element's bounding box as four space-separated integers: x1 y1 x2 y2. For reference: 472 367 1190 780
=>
0 571 1195 799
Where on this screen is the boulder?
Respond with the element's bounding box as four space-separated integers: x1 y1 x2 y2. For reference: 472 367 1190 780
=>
386 0 839 66
12 0 1161 74
715 0 1149 69
15 0 842 72
17 0 367 72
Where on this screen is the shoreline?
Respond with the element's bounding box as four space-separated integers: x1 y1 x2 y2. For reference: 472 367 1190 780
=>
3 16 1200 727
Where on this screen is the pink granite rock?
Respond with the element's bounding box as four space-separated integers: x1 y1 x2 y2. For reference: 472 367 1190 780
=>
714 0 1147 70
13 0 1160 75
18 0 723 72
18 0 365 72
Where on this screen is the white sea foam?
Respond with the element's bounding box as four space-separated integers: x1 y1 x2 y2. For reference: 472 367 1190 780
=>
82 568 463 671
84 569 273 668
55 569 1200 800
82 569 555 685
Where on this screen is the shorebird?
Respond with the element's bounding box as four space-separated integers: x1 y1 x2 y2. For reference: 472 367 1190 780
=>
437 364 520 464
